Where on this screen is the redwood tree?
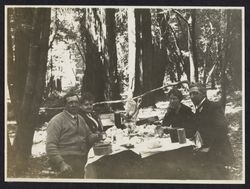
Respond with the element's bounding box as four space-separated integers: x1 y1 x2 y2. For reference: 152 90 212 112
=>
103 8 122 109
134 9 154 107
7 8 51 176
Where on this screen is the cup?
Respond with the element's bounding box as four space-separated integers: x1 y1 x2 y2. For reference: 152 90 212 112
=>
115 112 122 128
177 128 186 144
169 128 179 143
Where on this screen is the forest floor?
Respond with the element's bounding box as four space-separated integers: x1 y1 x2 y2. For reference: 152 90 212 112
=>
6 89 243 180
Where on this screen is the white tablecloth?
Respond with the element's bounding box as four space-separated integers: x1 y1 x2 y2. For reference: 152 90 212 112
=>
86 137 194 165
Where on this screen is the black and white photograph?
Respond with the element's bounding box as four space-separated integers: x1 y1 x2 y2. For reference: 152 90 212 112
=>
5 5 245 183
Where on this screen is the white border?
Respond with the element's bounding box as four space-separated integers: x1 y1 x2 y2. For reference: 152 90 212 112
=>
4 5 245 184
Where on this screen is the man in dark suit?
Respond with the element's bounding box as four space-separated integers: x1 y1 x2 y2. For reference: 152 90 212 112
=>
189 83 234 179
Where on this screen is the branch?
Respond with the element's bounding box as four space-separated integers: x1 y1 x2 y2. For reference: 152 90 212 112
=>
93 80 190 105
48 9 59 49
168 23 185 66
75 42 85 62
48 33 59 49
171 9 189 26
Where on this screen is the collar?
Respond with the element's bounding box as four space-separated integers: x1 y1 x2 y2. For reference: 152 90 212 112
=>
196 98 206 112
86 113 99 127
64 110 78 119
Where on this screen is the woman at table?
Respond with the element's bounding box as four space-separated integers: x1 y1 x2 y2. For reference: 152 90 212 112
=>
162 88 196 138
79 92 103 134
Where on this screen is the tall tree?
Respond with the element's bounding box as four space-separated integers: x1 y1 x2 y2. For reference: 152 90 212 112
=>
80 8 106 102
134 9 154 107
103 8 122 109
80 8 121 109
172 9 197 83
191 9 199 82
7 8 51 176
220 9 242 110
127 8 136 97
152 9 169 97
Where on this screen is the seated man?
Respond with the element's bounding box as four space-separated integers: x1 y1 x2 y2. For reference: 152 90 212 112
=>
78 92 103 134
46 92 102 178
162 88 196 138
189 82 234 179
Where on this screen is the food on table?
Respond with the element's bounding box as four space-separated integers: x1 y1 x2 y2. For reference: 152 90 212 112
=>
147 140 162 149
93 141 112 156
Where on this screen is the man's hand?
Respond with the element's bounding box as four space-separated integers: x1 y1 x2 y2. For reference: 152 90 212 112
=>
193 146 210 153
199 147 210 153
95 131 103 141
59 162 72 175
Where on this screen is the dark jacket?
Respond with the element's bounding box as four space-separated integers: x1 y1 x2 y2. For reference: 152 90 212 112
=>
162 103 196 138
194 99 234 165
78 110 103 133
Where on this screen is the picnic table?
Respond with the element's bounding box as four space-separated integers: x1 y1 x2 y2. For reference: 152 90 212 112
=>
84 124 230 180
85 124 197 179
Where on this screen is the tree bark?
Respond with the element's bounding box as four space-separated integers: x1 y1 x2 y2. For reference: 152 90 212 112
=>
127 8 136 98
191 9 199 82
220 10 231 111
153 9 169 99
103 8 122 110
10 8 51 176
173 9 196 83
134 9 143 97
81 8 105 102
141 9 154 106
134 9 154 107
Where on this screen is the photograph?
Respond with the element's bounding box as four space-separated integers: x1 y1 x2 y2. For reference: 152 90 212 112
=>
5 5 245 184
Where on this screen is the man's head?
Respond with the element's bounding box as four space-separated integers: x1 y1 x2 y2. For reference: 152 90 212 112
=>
80 92 95 113
189 82 207 106
168 88 183 110
64 92 80 115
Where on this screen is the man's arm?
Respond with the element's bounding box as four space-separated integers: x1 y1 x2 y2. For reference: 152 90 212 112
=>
46 118 68 170
201 103 228 151
80 117 101 147
162 109 174 126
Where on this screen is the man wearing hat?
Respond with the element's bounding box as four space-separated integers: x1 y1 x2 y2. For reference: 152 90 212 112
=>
189 83 234 179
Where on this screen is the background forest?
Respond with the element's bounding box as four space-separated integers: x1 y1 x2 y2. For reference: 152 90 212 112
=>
6 7 243 179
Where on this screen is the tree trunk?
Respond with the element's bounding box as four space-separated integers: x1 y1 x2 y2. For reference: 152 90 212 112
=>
220 10 231 111
81 8 105 102
211 73 216 89
141 9 154 107
134 9 143 97
153 9 169 99
173 9 196 83
191 9 199 82
203 58 207 84
127 8 136 98
8 8 31 120
103 9 122 110
11 8 51 176
134 9 154 107
187 23 196 83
